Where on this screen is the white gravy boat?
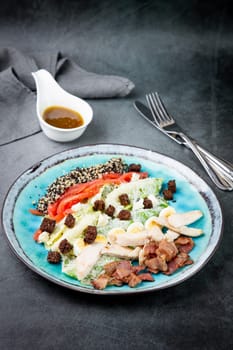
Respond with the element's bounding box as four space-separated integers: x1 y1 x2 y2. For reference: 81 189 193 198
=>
32 69 93 142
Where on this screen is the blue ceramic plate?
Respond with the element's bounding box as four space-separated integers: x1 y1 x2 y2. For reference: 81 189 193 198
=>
2 144 223 294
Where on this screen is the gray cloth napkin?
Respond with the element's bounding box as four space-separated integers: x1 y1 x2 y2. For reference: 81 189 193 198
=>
0 47 135 145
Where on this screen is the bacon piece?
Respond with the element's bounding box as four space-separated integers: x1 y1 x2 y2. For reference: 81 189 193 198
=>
145 255 168 273
139 240 159 265
92 274 109 290
138 273 154 282
175 236 194 254
175 236 192 245
103 261 119 275
143 241 159 259
128 273 142 288
165 252 193 275
113 261 132 280
108 277 123 287
156 239 178 262
132 265 145 274
174 252 193 266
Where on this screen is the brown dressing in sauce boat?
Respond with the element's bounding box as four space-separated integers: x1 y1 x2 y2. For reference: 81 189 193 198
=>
43 106 84 129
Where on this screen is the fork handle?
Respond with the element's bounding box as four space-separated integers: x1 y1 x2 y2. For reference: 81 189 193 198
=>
195 144 233 178
180 133 233 191
166 130 233 184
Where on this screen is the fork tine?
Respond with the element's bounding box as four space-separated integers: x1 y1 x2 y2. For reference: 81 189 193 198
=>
146 93 167 127
147 92 175 127
154 92 174 124
146 94 163 126
151 93 169 125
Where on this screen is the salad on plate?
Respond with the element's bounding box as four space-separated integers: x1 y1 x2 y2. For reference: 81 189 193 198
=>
30 158 204 290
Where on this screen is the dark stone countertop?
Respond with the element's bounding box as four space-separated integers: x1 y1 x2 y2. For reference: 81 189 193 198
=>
0 1 232 349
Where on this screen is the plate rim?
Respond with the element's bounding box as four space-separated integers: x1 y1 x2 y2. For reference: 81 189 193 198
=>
1 143 224 295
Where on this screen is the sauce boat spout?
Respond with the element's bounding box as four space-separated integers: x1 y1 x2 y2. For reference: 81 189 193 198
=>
32 69 65 110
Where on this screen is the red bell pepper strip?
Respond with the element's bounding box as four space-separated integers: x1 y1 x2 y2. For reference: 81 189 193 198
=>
33 229 42 241
29 209 44 216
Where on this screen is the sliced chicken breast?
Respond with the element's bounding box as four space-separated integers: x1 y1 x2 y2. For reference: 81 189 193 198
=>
76 242 105 280
115 231 149 247
102 244 141 260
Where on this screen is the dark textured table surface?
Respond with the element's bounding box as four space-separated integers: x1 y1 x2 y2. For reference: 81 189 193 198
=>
0 1 233 349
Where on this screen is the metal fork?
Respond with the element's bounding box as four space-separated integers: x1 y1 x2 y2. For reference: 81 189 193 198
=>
146 92 233 191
